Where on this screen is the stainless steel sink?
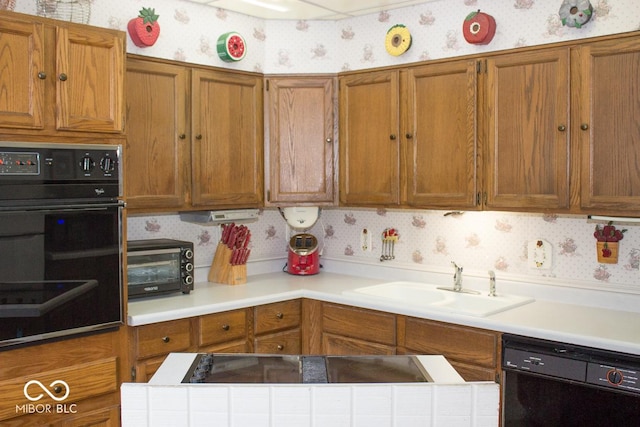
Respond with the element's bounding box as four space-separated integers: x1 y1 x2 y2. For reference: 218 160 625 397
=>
346 281 534 317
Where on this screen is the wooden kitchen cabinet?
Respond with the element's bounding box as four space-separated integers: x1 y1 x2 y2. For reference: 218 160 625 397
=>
397 316 501 381
0 331 125 425
403 60 479 208
484 48 571 211
125 56 264 211
575 36 640 213
191 68 264 208
339 60 479 209
265 76 336 205
0 10 125 136
339 70 400 205
198 308 251 353
254 299 301 354
306 301 396 355
125 58 190 210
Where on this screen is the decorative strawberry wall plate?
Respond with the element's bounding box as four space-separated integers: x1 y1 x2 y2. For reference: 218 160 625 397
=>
128 7 160 48
217 32 246 62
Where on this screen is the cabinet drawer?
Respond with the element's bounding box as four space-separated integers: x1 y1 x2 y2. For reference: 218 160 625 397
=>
135 318 192 359
254 328 301 354
198 309 248 347
401 317 499 369
0 357 118 422
323 333 395 356
254 300 301 335
323 303 395 346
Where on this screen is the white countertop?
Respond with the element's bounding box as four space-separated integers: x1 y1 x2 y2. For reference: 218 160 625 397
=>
128 270 640 355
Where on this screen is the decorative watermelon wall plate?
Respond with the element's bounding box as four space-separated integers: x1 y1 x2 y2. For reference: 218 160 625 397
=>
217 32 246 62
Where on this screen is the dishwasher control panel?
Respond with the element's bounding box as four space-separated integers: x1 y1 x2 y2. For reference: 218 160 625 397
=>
587 362 640 395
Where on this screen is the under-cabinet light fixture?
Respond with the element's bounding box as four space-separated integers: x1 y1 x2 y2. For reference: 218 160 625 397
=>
587 215 640 224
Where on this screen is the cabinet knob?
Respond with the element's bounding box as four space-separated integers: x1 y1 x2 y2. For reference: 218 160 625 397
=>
276 344 284 351
178 133 186 139
390 134 396 140
58 73 68 82
195 134 202 140
276 312 284 319
326 138 332 143
37 72 46 80
405 133 413 139
222 324 230 331
580 123 589 131
557 125 566 132
161 336 170 343
53 385 63 394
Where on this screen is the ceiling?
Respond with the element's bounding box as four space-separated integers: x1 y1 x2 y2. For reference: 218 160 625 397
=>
183 0 437 20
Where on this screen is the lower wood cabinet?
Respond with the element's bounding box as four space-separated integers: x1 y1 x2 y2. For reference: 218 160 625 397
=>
254 300 301 354
306 301 396 355
0 330 125 426
397 316 501 381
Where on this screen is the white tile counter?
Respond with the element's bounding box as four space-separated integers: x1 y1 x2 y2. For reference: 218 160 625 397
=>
128 269 640 355
122 353 500 427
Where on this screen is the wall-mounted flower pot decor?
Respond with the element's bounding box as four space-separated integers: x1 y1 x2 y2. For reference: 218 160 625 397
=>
593 221 625 264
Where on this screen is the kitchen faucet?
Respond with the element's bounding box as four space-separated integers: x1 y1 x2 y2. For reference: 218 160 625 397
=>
488 270 496 297
452 261 463 292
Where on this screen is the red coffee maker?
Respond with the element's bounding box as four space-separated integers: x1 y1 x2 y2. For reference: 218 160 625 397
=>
281 207 321 276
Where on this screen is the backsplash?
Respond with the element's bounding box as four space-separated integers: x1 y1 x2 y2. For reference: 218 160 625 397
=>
127 209 640 291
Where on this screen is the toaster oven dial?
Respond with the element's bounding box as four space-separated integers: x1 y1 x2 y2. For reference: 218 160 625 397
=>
184 275 194 286
185 262 194 272
183 249 194 259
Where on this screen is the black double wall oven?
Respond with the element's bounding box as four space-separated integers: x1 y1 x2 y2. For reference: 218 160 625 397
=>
0 142 124 349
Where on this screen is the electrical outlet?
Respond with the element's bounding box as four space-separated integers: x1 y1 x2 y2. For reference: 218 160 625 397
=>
360 228 372 252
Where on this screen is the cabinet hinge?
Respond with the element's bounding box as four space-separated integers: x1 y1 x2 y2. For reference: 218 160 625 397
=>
131 366 137 382
477 61 482 74
266 80 269 91
267 190 271 202
476 192 481 205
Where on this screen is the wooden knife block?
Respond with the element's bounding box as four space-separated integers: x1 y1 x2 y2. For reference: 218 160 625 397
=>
208 242 247 285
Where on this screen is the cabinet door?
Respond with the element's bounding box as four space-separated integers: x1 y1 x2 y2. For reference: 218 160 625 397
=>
0 17 45 129
575 36 640 212
191 69 263 207
266 77 335 205
485 48 571 210
55 25 124 132
125 59 189 209
404 60 479 208
339 70 400 205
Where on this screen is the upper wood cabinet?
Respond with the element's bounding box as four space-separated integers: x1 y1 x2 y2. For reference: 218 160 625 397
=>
575 36 640 214
0 10 125 135
339 61 479 209
339 70 400 205
265 76 336 206
125 59 189 209
124 57 263 211
403 60 479 208
484 48 571 211
191 69 263 208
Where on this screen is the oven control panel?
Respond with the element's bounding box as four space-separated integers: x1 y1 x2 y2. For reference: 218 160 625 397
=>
0 151 40 175
587 362 640 395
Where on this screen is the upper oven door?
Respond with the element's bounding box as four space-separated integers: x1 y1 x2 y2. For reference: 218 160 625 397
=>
0 203 123 348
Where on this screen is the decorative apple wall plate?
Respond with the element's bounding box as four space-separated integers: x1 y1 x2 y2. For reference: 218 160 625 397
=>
217 32 247 62
462 9 496 45
559 0 594 28
385 24 412 56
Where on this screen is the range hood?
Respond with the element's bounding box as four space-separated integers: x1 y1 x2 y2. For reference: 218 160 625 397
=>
179 209 259 225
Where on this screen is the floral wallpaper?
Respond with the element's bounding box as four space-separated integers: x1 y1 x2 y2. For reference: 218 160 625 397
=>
7 0 640 290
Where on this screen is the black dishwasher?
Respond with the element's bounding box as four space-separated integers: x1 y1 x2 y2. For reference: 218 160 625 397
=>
502 334 640 426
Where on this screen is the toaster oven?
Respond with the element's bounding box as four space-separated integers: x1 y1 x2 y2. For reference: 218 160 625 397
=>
127 239 194 299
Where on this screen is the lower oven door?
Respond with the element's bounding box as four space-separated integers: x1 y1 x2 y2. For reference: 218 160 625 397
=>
0 202 123 349
502 366 640 426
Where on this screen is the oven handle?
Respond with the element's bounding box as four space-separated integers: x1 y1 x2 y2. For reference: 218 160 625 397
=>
0 200 125 212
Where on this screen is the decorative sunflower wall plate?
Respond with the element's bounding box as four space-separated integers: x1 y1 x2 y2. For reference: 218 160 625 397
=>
385 24 412 56
217 32 246 62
